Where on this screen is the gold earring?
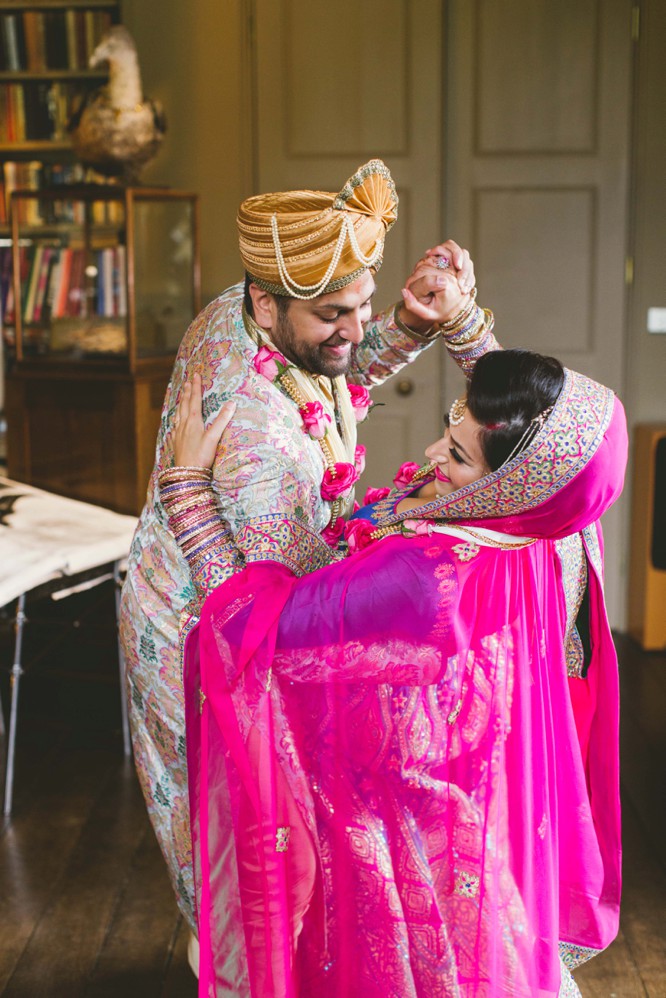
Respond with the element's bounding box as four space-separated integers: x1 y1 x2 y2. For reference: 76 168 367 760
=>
449 397 466 426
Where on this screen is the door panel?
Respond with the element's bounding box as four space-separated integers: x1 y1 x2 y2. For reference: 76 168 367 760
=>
445 0 632 624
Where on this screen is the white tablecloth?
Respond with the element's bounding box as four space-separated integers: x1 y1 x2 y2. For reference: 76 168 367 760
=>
0 477 138 608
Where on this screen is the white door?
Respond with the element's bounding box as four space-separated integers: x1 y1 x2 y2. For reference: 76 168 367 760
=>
443 0 633 624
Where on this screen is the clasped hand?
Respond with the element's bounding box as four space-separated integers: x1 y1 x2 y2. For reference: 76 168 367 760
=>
400 239 475 331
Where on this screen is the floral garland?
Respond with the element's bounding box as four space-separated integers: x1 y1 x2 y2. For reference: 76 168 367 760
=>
342 460 436 554
252 345 371 544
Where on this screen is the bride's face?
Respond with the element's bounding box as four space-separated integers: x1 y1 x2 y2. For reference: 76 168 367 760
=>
424 407 490 497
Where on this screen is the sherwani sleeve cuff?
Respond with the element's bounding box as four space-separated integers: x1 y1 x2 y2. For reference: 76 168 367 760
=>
391 302 439 343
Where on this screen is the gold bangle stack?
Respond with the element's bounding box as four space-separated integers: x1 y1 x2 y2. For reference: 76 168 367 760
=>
437 287 478 334
158 467 233 576
444 308 495 354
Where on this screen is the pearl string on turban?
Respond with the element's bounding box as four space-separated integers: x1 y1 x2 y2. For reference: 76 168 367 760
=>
237 159 398 300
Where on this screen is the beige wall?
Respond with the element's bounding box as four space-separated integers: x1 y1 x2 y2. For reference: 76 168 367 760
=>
619 0 666 631
626 0 666 425
124 0 252 304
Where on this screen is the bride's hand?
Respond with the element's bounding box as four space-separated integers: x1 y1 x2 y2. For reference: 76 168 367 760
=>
172 372 236 469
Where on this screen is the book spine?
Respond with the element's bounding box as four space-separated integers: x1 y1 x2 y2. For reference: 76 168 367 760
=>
54 246 73 318
14 84 26 143
23 12 47 73
32 246 54 323
23 244 43 325
116 245 127 317
65 10 78 70
3 15 21 72
45 248 63 321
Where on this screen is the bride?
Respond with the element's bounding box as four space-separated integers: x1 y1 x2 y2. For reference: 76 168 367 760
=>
160 280 626 998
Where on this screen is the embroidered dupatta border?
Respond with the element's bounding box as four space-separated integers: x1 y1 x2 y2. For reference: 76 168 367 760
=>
372 369 615 528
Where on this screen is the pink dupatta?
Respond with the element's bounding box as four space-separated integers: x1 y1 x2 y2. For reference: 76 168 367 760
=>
186 369 626 997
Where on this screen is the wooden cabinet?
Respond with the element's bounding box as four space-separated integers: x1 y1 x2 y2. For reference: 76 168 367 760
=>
4 185 200 514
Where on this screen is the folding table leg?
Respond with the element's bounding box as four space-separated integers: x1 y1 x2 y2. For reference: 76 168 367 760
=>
3 592 26 817
114 561 131 757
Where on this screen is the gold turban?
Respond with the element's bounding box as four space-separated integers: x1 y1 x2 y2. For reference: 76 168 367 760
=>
237 159 398 300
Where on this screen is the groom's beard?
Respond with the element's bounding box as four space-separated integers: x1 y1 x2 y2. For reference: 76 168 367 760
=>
273 313 353 380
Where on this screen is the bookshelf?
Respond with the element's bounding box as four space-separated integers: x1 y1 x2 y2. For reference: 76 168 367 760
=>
3 185 201 514
0 0 121 226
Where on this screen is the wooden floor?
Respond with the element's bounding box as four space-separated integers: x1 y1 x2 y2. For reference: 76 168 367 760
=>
0 585 664 997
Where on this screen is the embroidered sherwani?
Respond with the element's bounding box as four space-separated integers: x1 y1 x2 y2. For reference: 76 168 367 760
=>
119 282 443 924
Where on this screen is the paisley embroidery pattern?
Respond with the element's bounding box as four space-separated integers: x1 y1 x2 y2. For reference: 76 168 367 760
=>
119 282 436 926
237 515 333 577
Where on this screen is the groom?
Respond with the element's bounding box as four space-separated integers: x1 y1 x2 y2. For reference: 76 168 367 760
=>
119 158 485 931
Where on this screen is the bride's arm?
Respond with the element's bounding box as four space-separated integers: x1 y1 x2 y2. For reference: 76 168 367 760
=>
158 376 239 602
403 246 501 378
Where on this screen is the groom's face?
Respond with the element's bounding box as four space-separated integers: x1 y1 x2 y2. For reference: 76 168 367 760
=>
269 271 376 379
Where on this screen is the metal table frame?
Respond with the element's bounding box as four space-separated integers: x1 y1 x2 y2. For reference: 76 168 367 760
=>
2 559 131 816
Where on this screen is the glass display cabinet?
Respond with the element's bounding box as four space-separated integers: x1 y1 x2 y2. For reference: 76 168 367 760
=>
3 185 200 514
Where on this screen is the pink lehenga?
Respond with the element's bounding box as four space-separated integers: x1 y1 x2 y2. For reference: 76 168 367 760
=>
184 368 627 997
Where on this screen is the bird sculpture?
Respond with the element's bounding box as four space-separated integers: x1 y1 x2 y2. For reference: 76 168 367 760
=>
68 26 166 184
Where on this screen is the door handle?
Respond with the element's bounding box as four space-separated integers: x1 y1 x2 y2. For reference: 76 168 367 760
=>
395 378 414 396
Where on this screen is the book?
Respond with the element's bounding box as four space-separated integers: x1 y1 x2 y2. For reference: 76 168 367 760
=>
115 245 127 317
5 85 16 143
24 81 53 142
23 244 43 325
0 248 13 328
0 86 7 147
84 11 97 63
23 12 47 73
104 248 115 317
44 248 63 320
3 162 17 220
4 245 30 328
44 11 68 71
54 247 73 319
64 10 78 70
75 11 87 72
66 248 85 318
13 84 26 143
2 15 21 72
32 246 55 323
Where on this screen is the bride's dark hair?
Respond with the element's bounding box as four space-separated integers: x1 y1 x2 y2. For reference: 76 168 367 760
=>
466 349 564 471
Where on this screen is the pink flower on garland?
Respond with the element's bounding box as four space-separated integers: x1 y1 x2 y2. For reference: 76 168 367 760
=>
344 518 377 554
354 444 366 475
300 401 331 439
320 462 359 501
393 461 422 488
321 518 345 547
363 486 391 505
348 383 371 422
402 518 434 537
252 345 288 382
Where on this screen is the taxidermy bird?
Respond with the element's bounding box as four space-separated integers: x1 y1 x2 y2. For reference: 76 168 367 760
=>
68 26 166 184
